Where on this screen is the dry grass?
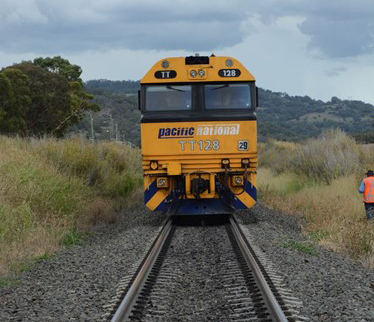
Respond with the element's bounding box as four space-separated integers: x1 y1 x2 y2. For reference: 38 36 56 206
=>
0 136 142 278
259 129 373 182
258 130 374 267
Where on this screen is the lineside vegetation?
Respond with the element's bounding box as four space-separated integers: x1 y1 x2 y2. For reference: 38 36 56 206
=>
0 136 142 279
258 129 374 267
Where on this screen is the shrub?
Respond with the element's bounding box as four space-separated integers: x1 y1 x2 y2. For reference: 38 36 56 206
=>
291 129 361 183
0 136 142 278
259 129 374 184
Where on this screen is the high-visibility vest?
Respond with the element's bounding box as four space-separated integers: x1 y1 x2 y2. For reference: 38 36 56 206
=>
363 177 374 203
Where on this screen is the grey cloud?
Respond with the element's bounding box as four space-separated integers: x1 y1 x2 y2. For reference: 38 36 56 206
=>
0 0 249 54
248 0 374 58
1 0 373 59
298 10 374 58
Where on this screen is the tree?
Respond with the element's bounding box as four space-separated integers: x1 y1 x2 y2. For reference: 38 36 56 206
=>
33 56 99 135
0 68 31 135
11 63 72 136
33 56 82 82
0 73 12 125
0 57 99 137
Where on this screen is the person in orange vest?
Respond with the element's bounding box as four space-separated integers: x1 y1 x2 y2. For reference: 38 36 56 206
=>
358 170 374 222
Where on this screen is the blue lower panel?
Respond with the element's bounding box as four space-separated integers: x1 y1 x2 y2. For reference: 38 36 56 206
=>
174 199 233 215
231 195 248 210
149 184 257 215
154 199 169 211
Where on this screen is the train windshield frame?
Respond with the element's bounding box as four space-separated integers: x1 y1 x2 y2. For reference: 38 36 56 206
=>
141 81 257 117
204 83 251 110
144 85 192 111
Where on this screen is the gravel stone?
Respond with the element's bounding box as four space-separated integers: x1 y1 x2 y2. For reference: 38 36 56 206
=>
2 201 373 322
133 224 273 322
0 205 166 322
236 204 374 322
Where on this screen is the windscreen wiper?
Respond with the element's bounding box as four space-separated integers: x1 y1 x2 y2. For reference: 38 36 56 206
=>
166 86 185 92
211 84 229 91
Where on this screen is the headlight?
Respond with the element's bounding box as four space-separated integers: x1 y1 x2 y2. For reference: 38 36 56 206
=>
190 70 197 78
198 69 205 77
157 177 169 188
232 175 244 186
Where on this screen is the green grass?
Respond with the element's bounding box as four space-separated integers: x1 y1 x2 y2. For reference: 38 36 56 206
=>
7 253 56 279
61 230 86 246
34 253 55 262
281 240 318 256
0 136 143 278
309 230 330 242
0 278 20 287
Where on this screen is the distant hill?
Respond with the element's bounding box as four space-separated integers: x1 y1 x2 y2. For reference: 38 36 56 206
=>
70 82 140 145
258 89 374 141
85 79 140 94
70 80 374 145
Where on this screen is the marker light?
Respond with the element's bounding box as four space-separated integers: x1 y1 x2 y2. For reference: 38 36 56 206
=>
198 69 205 77
241 158 250 168
190 70 197 78
150 161 158 170
225 59 233 67
157 177 169 188
161 60 169 69
221 159 230 168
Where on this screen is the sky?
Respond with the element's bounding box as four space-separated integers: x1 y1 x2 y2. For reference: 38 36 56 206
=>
1 0 374 104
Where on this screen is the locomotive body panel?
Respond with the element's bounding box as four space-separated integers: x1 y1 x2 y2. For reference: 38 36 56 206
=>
140 55 258 215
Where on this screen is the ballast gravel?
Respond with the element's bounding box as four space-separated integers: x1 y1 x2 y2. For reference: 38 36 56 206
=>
236 204 374 322
136 224 272 322
1 202 373 322
0 204 166 322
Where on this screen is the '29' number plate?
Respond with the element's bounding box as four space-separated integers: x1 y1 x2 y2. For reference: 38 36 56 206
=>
238 140 248 151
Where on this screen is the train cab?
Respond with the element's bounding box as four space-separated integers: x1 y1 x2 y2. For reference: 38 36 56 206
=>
139 55 258 215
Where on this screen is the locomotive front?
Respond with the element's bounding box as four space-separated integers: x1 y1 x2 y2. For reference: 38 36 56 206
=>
139 55 258 215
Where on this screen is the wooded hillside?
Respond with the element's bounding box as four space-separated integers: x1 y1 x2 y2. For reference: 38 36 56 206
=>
72 80 374 145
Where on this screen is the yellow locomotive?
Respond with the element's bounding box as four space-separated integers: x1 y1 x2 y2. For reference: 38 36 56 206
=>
139 55 258 215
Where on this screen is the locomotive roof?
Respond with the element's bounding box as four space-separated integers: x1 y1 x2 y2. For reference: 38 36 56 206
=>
140 56 255 84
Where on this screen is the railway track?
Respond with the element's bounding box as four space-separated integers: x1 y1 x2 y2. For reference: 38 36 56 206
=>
106 216 305 322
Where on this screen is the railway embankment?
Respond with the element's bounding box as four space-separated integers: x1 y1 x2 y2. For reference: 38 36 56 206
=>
0 136 142 281
258 129 374 267
0 203 165 321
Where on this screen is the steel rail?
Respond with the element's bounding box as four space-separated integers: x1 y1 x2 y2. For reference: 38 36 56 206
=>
229 216 289 322
111 218 173 322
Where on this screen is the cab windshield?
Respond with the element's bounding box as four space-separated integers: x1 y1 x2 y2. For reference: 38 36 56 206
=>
204 83 251 109
145 85 192 111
